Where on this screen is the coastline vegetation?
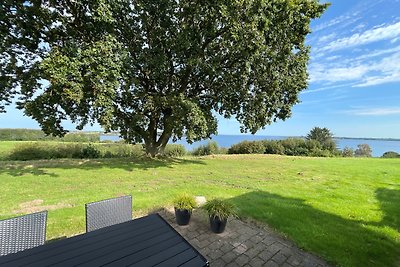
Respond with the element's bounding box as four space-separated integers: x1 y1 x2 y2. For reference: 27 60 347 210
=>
0 129 100 142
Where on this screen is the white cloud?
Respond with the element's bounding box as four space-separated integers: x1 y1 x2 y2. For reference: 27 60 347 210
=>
309 63 369 83
318 33 337 43
391 37 400 43
347 107 400 116
319 21 400 52
355 46 400 60
302 82 359 94
325 55 341 61
354 72 400 87
309 51 400 87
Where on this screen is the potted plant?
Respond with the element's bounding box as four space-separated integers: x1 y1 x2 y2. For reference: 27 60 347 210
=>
173 194 197 225
203 199 236 233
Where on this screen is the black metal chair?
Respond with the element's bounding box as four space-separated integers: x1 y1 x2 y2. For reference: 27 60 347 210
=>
85 195 132 232
0 211 48 256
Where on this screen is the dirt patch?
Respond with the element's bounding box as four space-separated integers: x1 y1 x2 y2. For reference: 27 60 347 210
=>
13 199 73 214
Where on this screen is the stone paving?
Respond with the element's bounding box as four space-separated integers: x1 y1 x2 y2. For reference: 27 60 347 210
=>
159 208 330 267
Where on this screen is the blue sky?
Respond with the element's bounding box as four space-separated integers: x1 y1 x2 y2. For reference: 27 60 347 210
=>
1 0 400 138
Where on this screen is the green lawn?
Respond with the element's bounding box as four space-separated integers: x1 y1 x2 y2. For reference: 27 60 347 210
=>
0 152 399 266
0 141 18 160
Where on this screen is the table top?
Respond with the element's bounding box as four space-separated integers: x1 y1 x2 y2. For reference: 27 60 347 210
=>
0 214 209 267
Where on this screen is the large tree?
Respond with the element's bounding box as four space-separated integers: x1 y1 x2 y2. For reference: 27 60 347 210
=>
1 0 328 156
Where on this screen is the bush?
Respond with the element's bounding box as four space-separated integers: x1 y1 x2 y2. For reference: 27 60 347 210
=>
163 144 186 157
9 142 84 160
8 142 145 160
97 143 144 158
309 148 334 157
381 151 400 158
79 144 101 158
354 144 372 157
279 138 308 156
264 140 285 155
0 128 100 142
228 140 265 154
342 147 354 157
192 141 220 156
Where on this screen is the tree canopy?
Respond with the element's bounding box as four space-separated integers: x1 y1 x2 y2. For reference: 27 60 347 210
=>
1 0 328 156
306 126 336 151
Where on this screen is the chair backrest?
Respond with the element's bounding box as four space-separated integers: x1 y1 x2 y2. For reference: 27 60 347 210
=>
85 195 132 232
0 211 47 256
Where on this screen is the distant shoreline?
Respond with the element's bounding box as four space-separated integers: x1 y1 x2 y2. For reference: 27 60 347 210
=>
102 132 400 141
0 128 399 141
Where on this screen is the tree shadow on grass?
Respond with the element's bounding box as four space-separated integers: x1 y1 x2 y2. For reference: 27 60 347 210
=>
230 191 399 267
375 188 400 231
0 162 59 177
0 157 206 177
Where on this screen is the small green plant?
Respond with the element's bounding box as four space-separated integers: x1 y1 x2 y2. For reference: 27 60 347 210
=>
203 199 236 220
173 194 197 210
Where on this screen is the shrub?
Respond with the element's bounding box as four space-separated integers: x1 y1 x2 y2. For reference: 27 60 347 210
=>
381 151 400 158
342 147 354 157
280 138 307 156
9 142 84 160
8 142 145 160
192 141 219 156
0 128 100 142
309 148 334 157
79 144 101 158
304 139 322 151
354 144 372 157
163 144 186 157
98 143 144 158
264 140 285 155
228 140 265 154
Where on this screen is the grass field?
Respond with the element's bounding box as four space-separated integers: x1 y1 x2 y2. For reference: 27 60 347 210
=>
0 144 399 266
0 141 18 160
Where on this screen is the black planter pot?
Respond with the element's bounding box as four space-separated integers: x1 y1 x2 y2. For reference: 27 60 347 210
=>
209 216 227 233
174 208 192 225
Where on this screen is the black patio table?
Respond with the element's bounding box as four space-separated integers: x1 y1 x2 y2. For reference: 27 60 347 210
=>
0 213 209 267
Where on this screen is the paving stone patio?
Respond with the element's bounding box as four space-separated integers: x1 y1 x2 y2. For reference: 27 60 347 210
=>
159 208 330 267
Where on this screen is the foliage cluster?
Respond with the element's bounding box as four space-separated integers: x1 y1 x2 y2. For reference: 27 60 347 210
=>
341 146 354 157
173 194 197 211
0 129 100 142
228 138 339 157
1 0 328 156
191 141 223 156
203 199 236 220
162 144 187 157
354 144 372 157
7 142 144 160
381 151 400 158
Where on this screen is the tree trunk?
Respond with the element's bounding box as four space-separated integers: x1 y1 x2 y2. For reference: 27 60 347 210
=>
144 112 173 157
145 141 161 157
144 131 171 157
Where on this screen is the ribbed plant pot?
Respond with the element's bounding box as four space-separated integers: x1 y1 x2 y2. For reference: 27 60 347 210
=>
209 216 227 233
174 208 192 225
